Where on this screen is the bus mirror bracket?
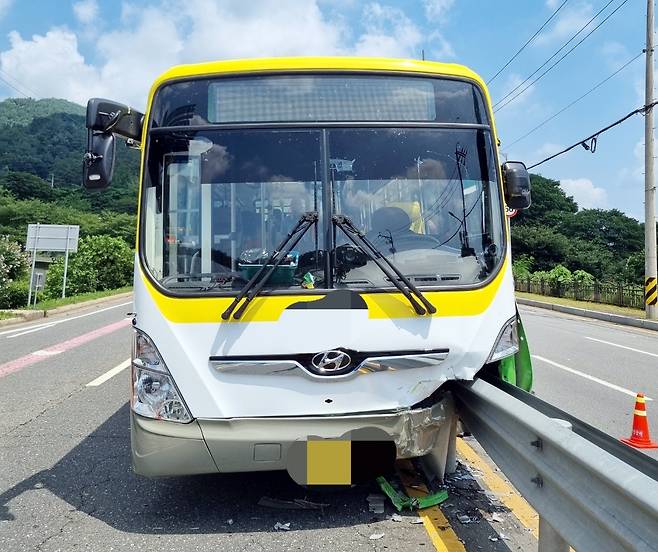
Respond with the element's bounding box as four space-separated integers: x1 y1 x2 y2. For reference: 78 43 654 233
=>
502 161 531 210
82 98 144 190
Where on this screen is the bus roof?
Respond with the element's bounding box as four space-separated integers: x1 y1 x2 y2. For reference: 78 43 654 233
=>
149 57 488 103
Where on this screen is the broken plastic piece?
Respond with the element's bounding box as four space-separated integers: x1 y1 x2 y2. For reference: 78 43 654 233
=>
369 533 385 540
274 522 291 531
376 476 448 512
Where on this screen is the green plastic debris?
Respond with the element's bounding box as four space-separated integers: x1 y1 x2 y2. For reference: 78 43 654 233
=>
301 272 315 289
376 476 448 511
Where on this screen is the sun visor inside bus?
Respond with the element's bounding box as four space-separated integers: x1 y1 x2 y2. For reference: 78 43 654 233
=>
151 76 488 128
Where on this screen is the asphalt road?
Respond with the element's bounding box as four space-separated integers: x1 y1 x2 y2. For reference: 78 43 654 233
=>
519 305 658 461
1 298 656 551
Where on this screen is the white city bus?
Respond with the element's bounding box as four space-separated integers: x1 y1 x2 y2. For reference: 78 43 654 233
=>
83 57 531 484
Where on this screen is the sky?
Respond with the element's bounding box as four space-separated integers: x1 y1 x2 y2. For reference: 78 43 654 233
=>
0 0 652 221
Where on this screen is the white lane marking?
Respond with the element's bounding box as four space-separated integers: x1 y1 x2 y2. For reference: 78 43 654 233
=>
6 324 56 338
584 336 658 358
86 359 131 387
532 355 653 401
0 301 132 338
32 349 63 356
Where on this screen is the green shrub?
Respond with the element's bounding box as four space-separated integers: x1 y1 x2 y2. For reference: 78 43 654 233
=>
44 235 133 299
572 269 594 286
547 264 572 286
512 255 533 280
530 270 549 284
0 278 30 309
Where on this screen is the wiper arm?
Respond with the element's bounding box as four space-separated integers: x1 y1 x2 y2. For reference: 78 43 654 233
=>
332 214 436 316
221 211 319 320
455 145 476 257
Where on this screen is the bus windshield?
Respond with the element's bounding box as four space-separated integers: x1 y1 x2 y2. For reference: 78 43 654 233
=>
141 78 505 294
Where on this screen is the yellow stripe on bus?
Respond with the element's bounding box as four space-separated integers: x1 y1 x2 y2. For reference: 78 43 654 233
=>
142 260 507 323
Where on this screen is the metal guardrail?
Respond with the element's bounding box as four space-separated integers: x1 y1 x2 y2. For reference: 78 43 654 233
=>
515 279 645 310
452 378 658 552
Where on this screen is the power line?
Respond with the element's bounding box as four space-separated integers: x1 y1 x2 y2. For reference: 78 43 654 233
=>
0 69 41 98
492 0 619 110
505 51 643 148
487 0 569 85
527 100 658 169
494 0 630 113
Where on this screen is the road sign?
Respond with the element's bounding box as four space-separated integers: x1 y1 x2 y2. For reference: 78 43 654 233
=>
506 207 518 218
26 224 79 253
26 224 80 305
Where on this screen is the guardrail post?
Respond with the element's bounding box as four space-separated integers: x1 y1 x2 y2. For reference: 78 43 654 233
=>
538 517 569 552
420 394 458 481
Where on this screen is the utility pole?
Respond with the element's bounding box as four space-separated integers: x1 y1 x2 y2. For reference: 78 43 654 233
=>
645 0 658 319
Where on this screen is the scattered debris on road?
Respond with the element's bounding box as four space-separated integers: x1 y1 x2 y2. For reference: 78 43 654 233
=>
376 475 448 511
369 533 385 540
258 496 329 510
273 522 291 531
366 493 386 513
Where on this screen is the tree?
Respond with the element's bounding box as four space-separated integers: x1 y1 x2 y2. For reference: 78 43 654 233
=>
0 171 54 201
511 225 570 271
512 174 578 227
560 209 644 259
44 235 134 298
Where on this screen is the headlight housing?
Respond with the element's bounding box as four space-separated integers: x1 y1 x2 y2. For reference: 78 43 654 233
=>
487 317 519 363
131 330 192 423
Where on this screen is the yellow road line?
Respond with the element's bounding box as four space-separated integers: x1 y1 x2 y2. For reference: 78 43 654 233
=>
456 438 539 537
398 460 466 552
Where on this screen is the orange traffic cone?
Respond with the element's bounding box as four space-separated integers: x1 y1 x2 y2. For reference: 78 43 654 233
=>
620 393 658 449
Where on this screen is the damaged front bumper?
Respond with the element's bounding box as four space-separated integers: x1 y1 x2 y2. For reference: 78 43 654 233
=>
131 394 455 478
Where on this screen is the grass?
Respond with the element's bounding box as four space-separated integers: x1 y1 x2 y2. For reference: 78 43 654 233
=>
516 291 647 319
0 311 14 320
30 286 133 311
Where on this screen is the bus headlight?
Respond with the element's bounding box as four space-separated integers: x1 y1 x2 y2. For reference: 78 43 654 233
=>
487 317 519 363
131 330 192 423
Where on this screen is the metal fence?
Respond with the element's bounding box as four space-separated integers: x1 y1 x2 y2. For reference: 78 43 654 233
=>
515 278 645 310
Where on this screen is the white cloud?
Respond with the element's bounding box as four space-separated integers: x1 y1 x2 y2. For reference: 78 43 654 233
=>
73 0 98 25
535 1 593 46
560 177 608 209
0 0 12 20
0 0 448 107
353 3 423 58
0 28 103 103
423 0 455 21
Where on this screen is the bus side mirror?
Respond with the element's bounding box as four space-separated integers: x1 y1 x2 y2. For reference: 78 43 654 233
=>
82 131 115 189
83 97 144 190
502 161 531 210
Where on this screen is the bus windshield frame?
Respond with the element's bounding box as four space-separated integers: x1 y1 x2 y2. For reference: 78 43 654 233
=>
139 72 506 297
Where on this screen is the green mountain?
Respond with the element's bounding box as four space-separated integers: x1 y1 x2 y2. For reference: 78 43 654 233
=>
0 98 86 127
0 97 139 246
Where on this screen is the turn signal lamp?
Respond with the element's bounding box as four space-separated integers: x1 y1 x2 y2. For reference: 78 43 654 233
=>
131 331 192 423
487 317 519 363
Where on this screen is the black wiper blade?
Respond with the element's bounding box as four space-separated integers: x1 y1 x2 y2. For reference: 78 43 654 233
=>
455 145 476 258
332 214 436 316
221 211 319 320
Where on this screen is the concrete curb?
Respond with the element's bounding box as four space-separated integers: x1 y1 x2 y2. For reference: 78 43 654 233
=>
0 291 133 328
517 298 658 332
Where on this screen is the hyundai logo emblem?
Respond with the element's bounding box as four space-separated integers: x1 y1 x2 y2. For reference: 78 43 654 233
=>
311 350 352 373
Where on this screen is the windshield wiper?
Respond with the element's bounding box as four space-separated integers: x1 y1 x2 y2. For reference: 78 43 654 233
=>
332 214 436 316
221 211 319 320
455 145 476 257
